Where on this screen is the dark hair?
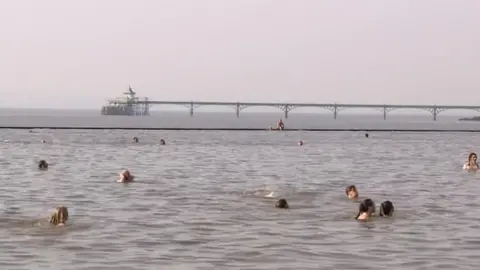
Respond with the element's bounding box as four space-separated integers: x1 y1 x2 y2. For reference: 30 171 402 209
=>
38 160 48 170
356 201 369 219
379 201 394 217
363 198 376 213
469 152 477 161
355 198 375 219
276 199 289 209
345 185 357 195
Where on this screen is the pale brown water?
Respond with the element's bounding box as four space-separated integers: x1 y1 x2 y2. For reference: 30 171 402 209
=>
0 113 480 269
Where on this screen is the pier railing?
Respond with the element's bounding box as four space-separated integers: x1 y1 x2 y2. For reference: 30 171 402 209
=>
107 100 480 120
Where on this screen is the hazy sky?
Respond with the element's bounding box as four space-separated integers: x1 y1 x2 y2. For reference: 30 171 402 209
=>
1 0 480 110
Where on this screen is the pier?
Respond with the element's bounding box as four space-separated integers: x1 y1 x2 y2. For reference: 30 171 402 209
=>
108 100 480 121
101 86 480 120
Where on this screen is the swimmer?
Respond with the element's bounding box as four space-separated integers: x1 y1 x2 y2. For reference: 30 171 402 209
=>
379 200 394 217
275 199 289 209
365 133 369 138
298 140 303 146
363 198 376 213
463 152 479 172
133 137 139 143
345 185 359 200
356 198 375 221
117 169 134 183
49 206 69 226
41 140 47 143
160 139 166 145
38 160 48 170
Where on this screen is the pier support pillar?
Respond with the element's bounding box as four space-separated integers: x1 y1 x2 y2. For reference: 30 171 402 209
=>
383 106 387 120
190 101 194 117
280 105 294 119
333 104 337 119
236 103 240 118
433 107 437 121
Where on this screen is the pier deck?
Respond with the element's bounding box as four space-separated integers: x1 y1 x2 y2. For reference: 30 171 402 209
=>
110 100 480 121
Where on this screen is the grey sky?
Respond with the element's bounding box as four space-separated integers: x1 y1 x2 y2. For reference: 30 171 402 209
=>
1 0 479 109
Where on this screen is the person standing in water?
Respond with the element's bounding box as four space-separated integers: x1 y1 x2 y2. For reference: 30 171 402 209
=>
463 152 479 172
277 119 284 130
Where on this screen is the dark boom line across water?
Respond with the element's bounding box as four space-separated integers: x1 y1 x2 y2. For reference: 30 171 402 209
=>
0 126 480 132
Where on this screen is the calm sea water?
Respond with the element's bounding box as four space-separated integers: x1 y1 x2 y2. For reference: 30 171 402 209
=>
0 109 479 130
0 111 480 269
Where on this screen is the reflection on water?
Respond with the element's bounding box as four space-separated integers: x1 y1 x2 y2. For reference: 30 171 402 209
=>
0 127 480 269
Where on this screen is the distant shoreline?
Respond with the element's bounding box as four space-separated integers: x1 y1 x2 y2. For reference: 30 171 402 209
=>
1 126 480 132
458 116 480 121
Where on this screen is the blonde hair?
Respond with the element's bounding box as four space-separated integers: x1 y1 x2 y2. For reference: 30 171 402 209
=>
49 206 69 225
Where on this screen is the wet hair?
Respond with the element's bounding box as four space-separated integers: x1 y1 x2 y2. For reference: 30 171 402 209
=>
379 201 394 217
160 139 166 145
298 140 303 146
356 202 369 219
365 133 369 138
356 198 375 219
38 160 48 170
49 206 69 225
345 185 357 195
275 199 289 209
133 137 139 143
363 198 376 213
469 152 477 161
121 170 132 180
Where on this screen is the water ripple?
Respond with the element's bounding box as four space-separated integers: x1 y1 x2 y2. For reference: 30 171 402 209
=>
0 130 480 269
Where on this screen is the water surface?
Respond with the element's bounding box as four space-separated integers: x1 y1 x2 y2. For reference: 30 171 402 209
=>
0 128 479 269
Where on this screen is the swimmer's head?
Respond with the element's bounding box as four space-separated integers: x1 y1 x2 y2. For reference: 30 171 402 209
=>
365 133 369 138
379 200 394 217
298 140 303 146
49 206 69 225
469 152 477 162
275 199 289 209
362 198 376 213
133 137 139 143
345 185 358 200
356 199 375 220
38 160 48 170
160 139 165 145
119 169 134 182
121 169 131 179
